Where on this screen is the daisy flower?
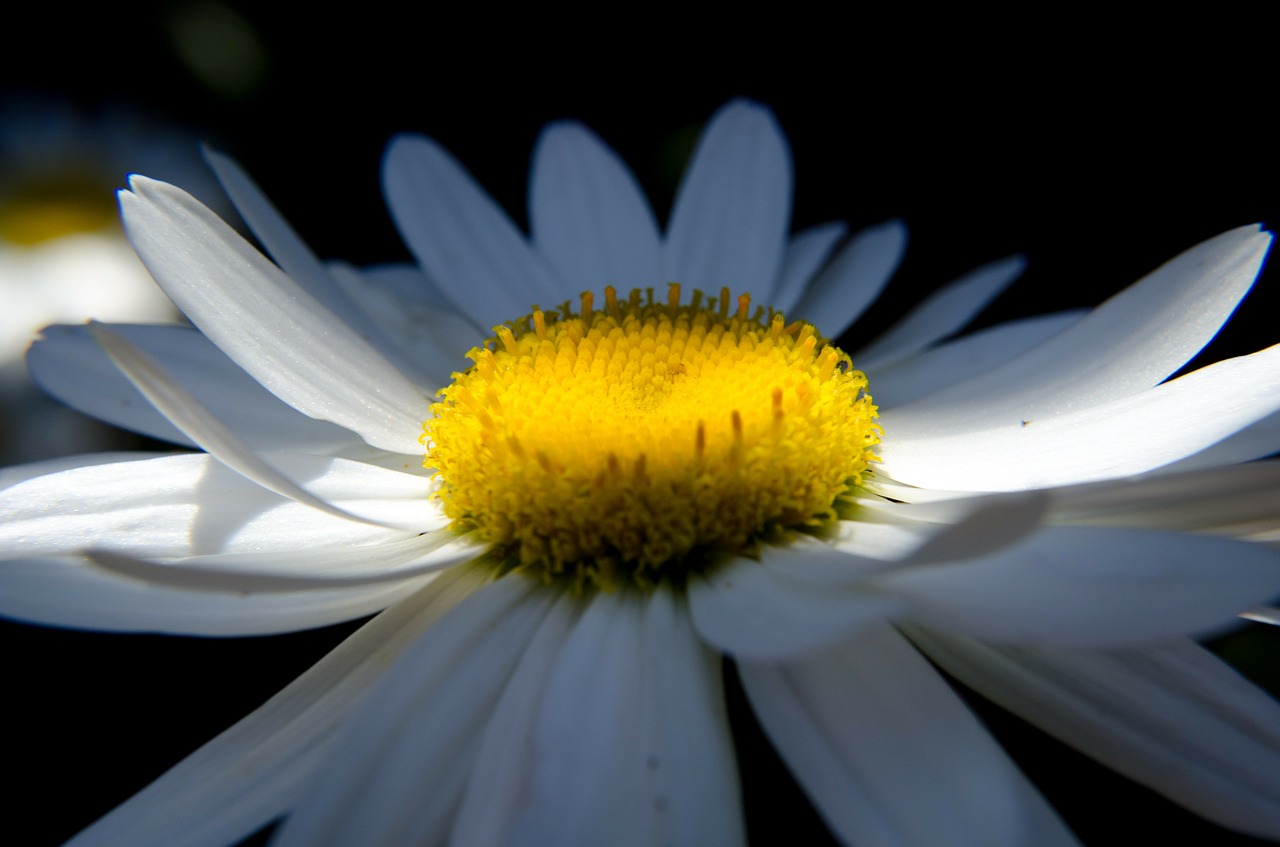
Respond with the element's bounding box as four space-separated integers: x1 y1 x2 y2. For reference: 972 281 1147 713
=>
4 99 1280 846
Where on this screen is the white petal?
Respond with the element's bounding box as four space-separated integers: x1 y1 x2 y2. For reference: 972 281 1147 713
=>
508 588 744 847
689 553 901 659
327 261 480 387
778 492 1048 590
881 526 1280 646
28 324 356 452
1163 407 1280 472
908 629 1280 838
529 121 662 294
120 176 428 454
663 99 791 300
449 593 582 847
856 255 1026 368
382 133 562 329
738 625 1069 847
1049 460 1280 534
83 528 475 593
202 148 389 347
790 219 907 333
888 225 1272 438
865 311 1085 407
89 324 418 531
0 452 438 560
273 576 552 847
772 221 847 314
879 341 1280 491
63 567 484 847
0 555 436 635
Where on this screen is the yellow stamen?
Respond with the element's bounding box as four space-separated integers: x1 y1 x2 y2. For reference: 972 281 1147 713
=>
424 286 880 590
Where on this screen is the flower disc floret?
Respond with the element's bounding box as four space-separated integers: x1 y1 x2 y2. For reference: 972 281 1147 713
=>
424 284 880 590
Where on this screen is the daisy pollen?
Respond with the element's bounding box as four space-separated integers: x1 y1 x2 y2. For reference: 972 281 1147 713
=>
425 282 880 589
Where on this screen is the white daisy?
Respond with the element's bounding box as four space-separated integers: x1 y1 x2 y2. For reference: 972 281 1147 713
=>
3 99 1280 847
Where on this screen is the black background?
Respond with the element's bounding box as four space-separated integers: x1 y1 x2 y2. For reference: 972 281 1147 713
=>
3 4 1280 845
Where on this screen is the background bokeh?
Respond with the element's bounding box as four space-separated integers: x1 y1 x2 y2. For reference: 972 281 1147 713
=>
3 4 1279 844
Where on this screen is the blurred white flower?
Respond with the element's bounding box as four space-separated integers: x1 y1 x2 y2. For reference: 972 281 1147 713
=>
0 97 229 460
3 100 1280 846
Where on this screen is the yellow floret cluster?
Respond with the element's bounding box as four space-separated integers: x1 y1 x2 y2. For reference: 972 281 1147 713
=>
424 284 880 590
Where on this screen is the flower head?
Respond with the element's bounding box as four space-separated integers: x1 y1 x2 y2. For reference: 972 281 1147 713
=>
4 100 1280 846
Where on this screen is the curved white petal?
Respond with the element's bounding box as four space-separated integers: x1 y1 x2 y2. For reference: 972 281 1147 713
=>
0 452 439 560
382 133 562 329
856 255 1027 368
663 99 791 300
879 341 1280 491
779 493 1048 590
908 630 1280 838
881 526 1280 646
1163 407 1280 472
529 121 662 294
327 261 479 387
865 310 1085 408
1049 460 1280 534
62 566 484 847
738 625 1071 847
773 221 847 315
790 219 907 334
83 528 476 593
28 324 357 452
120 176 428 454
689 553 901 659
0 555 435 635
507 588 744 847
888 225 1272 438
272 576 552 847
202 149 389 348
90 324 420 531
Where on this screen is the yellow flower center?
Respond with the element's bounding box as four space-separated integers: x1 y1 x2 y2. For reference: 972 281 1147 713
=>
424 284 880 590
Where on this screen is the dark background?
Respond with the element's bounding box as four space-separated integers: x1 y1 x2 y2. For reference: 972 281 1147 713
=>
3 4 1279 845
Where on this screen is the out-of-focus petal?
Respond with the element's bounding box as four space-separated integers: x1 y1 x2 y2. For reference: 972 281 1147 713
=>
663 99 791 301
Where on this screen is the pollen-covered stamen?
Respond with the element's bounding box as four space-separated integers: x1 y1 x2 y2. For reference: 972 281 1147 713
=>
424 285 880 590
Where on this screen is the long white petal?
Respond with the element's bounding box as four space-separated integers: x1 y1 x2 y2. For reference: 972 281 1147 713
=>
790 219 907 333
202 148 390 348
879 342 1280 491
0 452 438 560
0 553 439 636
887 225 1272 437
663 99 791 301
689 553 901 659
908 629 1280 838
739 625 1076 847
382 133 562 329
272 576 552 847
119 176 428 454
1049 460 1280 534
62 566 484 847
90 324 418 531
865 311 1084 407
856 255 1026 368
327 261 479 387
448 593 583 847
881 527 1280 646
773 221 847 315
508 588 745 847
529 121 662 295
28 324 356 452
